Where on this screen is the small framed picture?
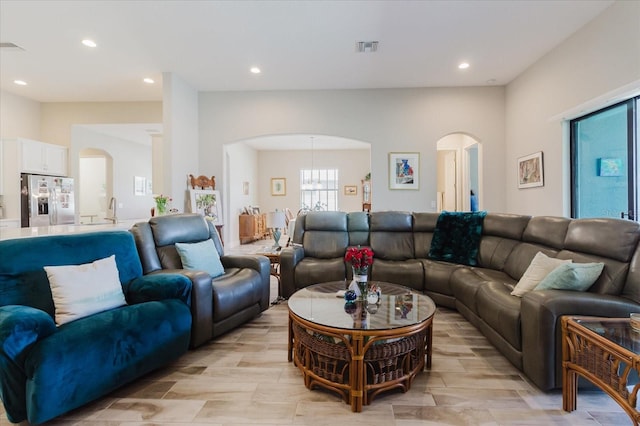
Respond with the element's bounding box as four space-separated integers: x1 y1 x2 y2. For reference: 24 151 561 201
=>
271 178 286 196
344 185 357 196
598 158 623 177
517 151 544 189
389 152 419 190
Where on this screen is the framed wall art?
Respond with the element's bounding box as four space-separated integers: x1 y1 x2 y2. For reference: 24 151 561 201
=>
271 178 286 196
389 152 419 190
189 189 223 225
598 158 623 177
517 151 544 189
344 185 357 195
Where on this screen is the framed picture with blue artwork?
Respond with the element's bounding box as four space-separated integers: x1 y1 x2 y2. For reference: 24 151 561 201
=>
389 152 419 190
598 158 623 176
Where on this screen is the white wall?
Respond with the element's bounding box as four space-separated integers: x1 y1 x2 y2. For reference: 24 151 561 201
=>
0 91 41 140
162 72 199 212
40 101 162 147
224 142 259 247
71 126 153 220
505 1 640 216
257 148 370 214
199 87 506 216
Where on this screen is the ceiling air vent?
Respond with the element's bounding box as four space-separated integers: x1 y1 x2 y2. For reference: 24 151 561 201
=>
355 41 378 53
0 42 25 51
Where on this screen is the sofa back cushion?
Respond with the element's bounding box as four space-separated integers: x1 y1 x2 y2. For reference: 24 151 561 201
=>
302 212 349 259
413 212 439 258
370 211 415 261
554 218 640 296
348 212 370 247
563 218 640 262
522 216 570 249
477 213 530 270
0 231 142 317
144 214 223 270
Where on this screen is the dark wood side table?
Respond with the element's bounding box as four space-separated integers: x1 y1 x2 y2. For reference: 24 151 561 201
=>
562 316 640 425
256 249 284 305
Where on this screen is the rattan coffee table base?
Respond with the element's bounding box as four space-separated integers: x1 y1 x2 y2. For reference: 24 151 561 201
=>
288 310 433 412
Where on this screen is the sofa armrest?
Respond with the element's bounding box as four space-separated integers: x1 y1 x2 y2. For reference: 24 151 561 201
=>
280 246 305 298
126 273 192 306
0 305 56 363
222 255 271 309
521 290 640 390
145 269 213 348
0 305 57 422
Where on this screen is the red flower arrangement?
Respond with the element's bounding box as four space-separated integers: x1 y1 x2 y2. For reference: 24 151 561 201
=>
345 246 374 274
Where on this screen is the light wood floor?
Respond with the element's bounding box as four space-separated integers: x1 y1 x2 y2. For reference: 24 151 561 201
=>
4 238 631 425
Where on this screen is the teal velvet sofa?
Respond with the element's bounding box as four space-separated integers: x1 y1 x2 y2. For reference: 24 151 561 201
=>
0 231 193 425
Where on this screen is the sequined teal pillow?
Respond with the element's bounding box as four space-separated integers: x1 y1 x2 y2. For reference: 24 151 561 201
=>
428 211 487 266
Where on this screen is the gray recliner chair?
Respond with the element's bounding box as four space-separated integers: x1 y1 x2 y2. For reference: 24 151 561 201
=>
131 213 270 348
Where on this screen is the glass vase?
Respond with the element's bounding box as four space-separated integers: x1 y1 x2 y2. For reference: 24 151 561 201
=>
156 203 167 216
352 266 369 301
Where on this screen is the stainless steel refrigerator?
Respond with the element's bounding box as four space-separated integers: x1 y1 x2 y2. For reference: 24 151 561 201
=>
20 173 75 227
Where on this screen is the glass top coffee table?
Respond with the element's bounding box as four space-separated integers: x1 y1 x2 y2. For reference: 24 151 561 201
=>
562 316 640 425
287 281 436 412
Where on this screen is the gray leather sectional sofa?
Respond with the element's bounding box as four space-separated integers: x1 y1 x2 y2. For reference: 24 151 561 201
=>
131 214 271 348
280 210 640 390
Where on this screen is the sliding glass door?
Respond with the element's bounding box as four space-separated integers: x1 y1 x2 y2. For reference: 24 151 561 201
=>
571 98 637 220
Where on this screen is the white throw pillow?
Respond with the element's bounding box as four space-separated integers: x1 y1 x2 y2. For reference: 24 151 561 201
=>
510 252 572 297
44 255 127 325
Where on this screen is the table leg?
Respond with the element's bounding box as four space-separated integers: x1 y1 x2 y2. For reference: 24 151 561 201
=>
350 334 364 412
562 365 578 412
288 314 293 362
426 322 433 369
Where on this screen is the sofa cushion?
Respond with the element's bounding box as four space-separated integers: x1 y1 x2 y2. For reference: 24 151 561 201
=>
476 282 522 350
370 259 424 291
429 211 487 266
211 268 265 321
511 252 572 297
44 255 127 326
175 239 224 278
535 262 604 292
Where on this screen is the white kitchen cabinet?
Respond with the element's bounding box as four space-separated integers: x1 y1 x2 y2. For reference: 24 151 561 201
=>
20 139 67 176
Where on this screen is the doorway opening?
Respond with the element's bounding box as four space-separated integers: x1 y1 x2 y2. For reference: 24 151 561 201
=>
78 148 113 224
436 133 482 212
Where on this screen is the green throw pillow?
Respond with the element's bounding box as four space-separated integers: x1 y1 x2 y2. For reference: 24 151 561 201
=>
428 210 487 266
534 262 604 292
175 239 225 278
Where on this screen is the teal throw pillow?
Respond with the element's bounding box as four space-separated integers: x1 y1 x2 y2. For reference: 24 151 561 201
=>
428 210 487 266
175 239 225 278
534 262 604 292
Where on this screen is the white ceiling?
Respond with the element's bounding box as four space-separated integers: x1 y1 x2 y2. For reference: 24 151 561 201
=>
1 0 613 104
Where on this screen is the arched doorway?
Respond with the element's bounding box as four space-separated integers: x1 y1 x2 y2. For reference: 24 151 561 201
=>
436 133 482 212
78 148 113 224
223 134 371 247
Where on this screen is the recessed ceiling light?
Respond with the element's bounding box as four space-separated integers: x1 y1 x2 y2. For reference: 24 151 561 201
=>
458 62 470 70
143 78 155 84
14 80 27 86
250 67 261 74
82 39 97 48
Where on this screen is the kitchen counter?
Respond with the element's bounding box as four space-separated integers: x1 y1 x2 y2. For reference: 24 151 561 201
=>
0 219 148 241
